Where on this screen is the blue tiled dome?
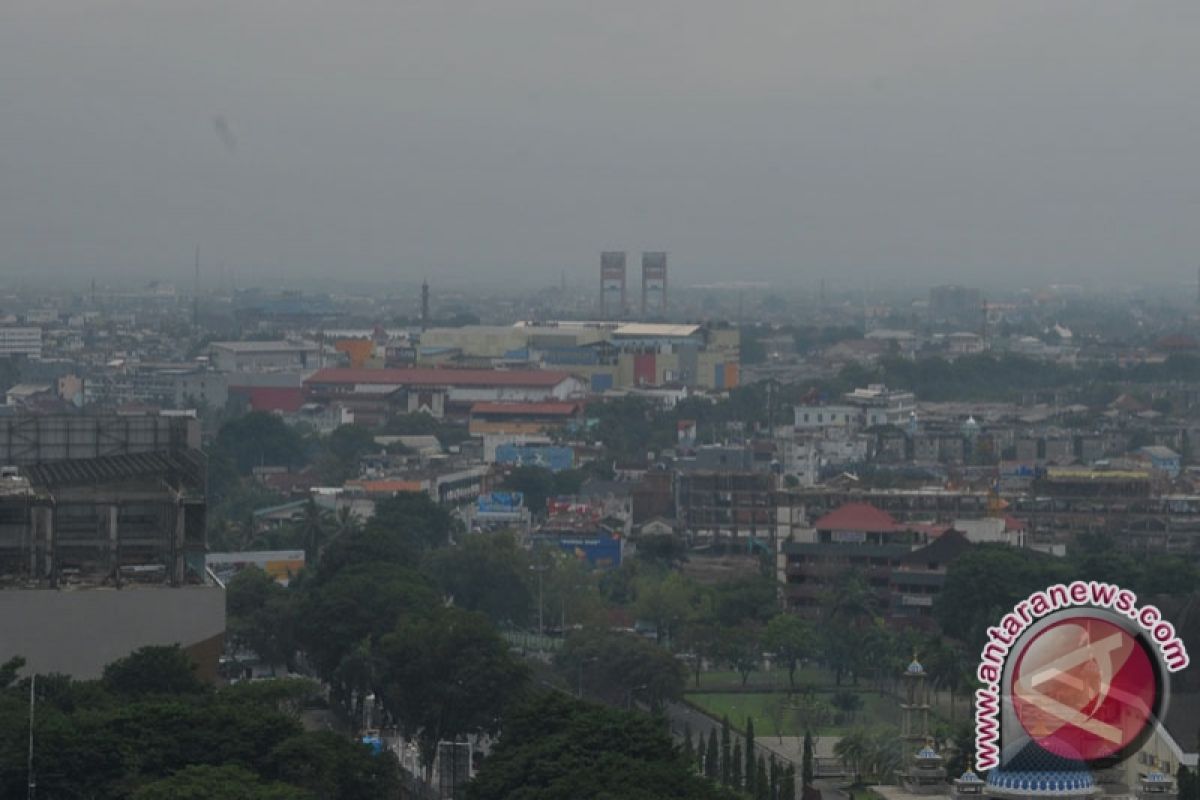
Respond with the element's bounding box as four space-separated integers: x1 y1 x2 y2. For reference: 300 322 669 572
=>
985 744 1094 795
916 746 941 760
1145 772 1170 783
958 770 984 784
906 659 925 675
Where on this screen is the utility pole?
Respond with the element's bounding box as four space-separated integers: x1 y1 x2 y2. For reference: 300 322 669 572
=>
27 674 35 800
529 562 548 636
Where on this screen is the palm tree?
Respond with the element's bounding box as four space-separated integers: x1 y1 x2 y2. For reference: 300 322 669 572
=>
834 728 869 785
821 570 879 685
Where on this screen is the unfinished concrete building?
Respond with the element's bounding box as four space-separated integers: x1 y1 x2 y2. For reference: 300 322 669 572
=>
0 414 220 680
0 414 207 587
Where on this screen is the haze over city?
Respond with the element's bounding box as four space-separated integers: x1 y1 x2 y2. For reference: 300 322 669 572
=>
3 1 1200 290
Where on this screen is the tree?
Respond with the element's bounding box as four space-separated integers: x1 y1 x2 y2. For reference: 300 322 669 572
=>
831 690 864 724
935 544 1072 648
764 614 812 692
296 563 438 683
103 645 206 697
745 717 756 794
782 764 797 800
556 628 686 711
466 692 738 800
802 731 815 788
213 411 306 475
226 567 297 673
755 754 769 800
1179 765 1198 800
680 621 721 687
834 729 867 785
501 466 558 515
732 741 743 789
218 678 321 718
636 532 689 570
820 571 879 685
706 728 721 780
378 607 529 773
0 656 24 689
709 575 778 628
299 496 327 566
722 625 762 686
131 765 312 800
634 571 697 645
265 731 401 800
424 532 532 625
721 716 732 786
683 724 695 766
361 491 454 553
315 423 377 484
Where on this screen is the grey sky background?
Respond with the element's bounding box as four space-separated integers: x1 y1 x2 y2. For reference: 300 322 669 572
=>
2 2 1199 290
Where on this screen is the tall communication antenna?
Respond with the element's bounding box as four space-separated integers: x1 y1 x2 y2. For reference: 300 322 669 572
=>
421 279 430 328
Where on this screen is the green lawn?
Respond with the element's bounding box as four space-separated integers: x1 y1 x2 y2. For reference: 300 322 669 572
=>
685 690 902 737
687 665 837 692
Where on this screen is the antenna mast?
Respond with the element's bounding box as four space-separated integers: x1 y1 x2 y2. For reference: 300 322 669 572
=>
193 245 200 329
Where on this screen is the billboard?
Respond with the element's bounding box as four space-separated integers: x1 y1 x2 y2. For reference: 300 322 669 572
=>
537 533 622 568
477 492 525 513
496 444 575 472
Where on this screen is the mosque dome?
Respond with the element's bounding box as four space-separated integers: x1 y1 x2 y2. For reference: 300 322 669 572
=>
985 744 1095 797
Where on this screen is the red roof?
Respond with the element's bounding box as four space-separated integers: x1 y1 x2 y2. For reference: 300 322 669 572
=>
470 401 581 417
305 367 572 389
1004 515 1026 532
813 502 899 533
238 386 305 413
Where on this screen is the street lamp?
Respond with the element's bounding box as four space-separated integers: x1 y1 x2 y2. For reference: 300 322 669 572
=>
529 562 549 636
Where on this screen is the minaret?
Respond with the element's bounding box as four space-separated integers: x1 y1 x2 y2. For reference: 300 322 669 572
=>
901 653 930 743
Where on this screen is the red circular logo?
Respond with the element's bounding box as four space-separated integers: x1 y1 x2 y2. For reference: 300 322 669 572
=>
1011 616 1158 761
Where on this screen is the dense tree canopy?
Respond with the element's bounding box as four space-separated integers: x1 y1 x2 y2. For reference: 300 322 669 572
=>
467 692 739 800
0 647 399 800
424 532 533 626
378 607 529 769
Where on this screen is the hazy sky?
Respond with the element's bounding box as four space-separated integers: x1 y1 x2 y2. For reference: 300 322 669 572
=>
2 2 1199 289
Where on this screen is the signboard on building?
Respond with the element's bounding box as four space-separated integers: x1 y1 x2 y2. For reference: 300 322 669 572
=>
495 444 575 472
477 492 525 513
537 533 622 568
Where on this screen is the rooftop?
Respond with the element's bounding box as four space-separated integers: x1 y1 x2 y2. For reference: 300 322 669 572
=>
813 502 899 533
305 367 573 388
471 401 583 416
612 323 702 338
211 340 319 352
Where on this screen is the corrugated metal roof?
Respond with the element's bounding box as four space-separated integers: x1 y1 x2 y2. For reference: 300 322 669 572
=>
470 402 581 416
612 323 701 338
305 367 572 388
